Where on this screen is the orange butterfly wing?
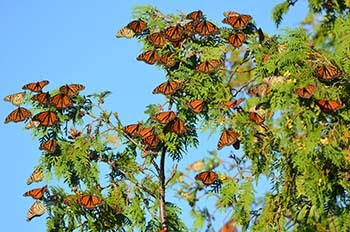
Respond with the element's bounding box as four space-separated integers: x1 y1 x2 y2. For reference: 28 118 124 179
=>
39 139 57 153
187 99 205 113
78 194 102 209
196 60 222 73
5 107 32 123
123 123 142 137
164 24 184 41
315 100 345 113
186 10 203 21
159 53 176 68
249 112 265 124
228 33 246 48
137 50 159 65
221 98 245 109
50 93 73 109
217 129 239 150
316 65 341 80
139 127 156 139
169 118 187 134
59 84 85 97
32 92 50 105
152 81 183 95
147 32 168 48
195 20 219 35
152 111 176 124
294 84 316 99
33 111 59 127
195 171 218 185
219 221 236 232
142 134 160 148
22 80 49 92
126 19 147 34
23 185 48 199
222 14 252 29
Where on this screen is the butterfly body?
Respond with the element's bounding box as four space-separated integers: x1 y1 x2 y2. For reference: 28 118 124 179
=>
137 50 159 65
26 201 45 221
5 107 32 123
187 99 205 113
77 194 102 209
4 92 26 106
217 129 239 150
195 171 218 185
228 33 246 48
27 167 44 185
152 81 183 95
50 93 73 109
222 12 252 29
23 185 48 200
249 112 265 124
126 19 147 34
294 84 316 99
33 111 59 127
196 60 222 74
22 80 49 92
315 100 345 113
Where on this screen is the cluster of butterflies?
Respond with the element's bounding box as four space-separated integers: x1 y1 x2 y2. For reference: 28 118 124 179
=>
293 65 345 113
117 10 253 72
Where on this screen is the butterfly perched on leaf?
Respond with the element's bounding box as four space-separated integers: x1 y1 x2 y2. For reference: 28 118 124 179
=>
4 92 26 106
159 53 176 68
168 118 187 135
222 12 252 29
5 107 32 123
220 98 245 109
39 139 57 153
142 134 160 148
26 201 45 221
77 194 102 209
126 19 147 34
164 24 184 41
195 20 219 35
115 26 135 38
59 84 85 97
50 93 73 109
152 80 183 95
139 127 156 139
315 65 342 81
249 112 265 124
32 111 59 127
137 50 159 65
186 10 203 21
27 167 44 185
123 123 142 137
147 32 168 48
294 84 316 99
184 21 199 36
227 33 246 48
23 185 48 200
187 99 205 113
195 171 218 185
22 80 49 92
151 111 176 124
196 60 222 74
248 82 270 97
315 99 345 113
217 129 240 150
31 92 50 105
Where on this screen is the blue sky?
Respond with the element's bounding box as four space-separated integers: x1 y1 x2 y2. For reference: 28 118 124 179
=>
0 0 308 231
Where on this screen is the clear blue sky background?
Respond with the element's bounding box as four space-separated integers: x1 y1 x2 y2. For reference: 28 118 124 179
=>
0 1 308 231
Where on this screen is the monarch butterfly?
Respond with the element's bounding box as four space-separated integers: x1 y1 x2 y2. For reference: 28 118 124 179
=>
63 194 74 205
115 26 135 38
171 38 186 48
168 118 187 134
220 98 245 109
137 50 159 65
187 99 205 113
25 120 40 129
123 123 142 137
184 21 199 35
142 134 160 148
77 194 102 209
196 60 222 74
249 112 265 124
186 10 203 21
186 160 205 172
26 201 45 221
222 12 252 29
195 20 219 35
126 19 147 34
39 139 57 153
139 127 156 139
294 84 316 99
195 171 218 185
4 92 26 106
147 32 168 48
315 65 342 81
23 185 48 200
152 81 183 95
159 53 176 68
27 167 44 185
22 80 49 92
152 111 176 124
248 82 270 97
50 93 73 109
5 107 32 123
31 92 50 105
227 33 246 48
32 111 59 127
262 54 270 63
217 129 239 150
59 84 85 97
219 221 236 232
164 24 184 41
315 99 345 113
